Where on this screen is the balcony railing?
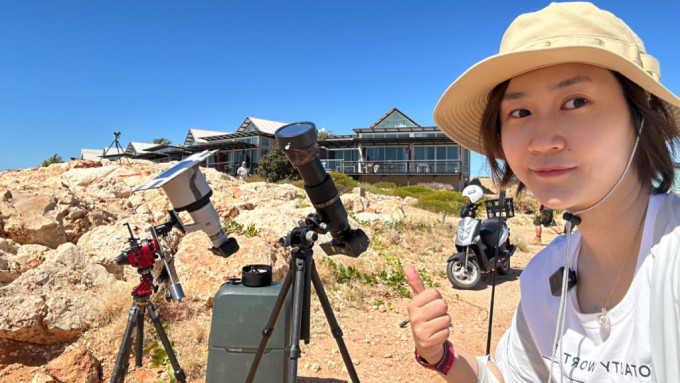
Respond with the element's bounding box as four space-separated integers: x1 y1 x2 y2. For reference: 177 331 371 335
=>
204 159 464 177
323 160 464 175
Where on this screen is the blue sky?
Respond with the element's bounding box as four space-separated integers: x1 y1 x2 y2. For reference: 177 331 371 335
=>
2 1 679 175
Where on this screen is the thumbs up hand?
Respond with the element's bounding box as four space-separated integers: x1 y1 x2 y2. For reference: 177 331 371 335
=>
404 264 452 364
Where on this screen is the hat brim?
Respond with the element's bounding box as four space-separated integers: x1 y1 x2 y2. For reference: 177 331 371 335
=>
433 45 680 155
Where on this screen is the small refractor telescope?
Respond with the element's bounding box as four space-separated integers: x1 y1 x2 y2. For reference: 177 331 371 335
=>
275 122 369 257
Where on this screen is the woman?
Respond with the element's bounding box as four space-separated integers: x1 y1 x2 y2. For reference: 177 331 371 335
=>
405 2 680 382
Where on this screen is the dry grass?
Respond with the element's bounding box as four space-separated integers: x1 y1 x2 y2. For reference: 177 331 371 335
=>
314 218 456 310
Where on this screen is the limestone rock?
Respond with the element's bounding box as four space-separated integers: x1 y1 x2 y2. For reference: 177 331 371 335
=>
60 165 118 188
76 225 129 277
0 158 411 352
0 243 115 344
1 191 67 248
341 193 368 213
31 371 56 383
46 347 101 383
0 241 50 284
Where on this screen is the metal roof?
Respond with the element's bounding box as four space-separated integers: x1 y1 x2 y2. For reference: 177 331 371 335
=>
203 131 274 142
183 128 231 146
80 149 103 161
184 141 257 152
143 144 189 154
126 142 156 155
237 117 289 134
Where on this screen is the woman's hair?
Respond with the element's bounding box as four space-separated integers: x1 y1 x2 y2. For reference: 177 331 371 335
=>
479 71 678 194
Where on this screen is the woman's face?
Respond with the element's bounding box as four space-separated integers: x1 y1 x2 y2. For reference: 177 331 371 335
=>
500 63 635 211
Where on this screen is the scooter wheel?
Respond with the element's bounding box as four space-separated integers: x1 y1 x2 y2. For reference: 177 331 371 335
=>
496 257 510 275
447 257 481 289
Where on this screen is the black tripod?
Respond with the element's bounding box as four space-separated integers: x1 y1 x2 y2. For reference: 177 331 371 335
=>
109 285 187 383
245 215 360 383
104 131 129 164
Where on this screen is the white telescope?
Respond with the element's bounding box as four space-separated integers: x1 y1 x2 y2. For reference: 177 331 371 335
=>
133 150 239 258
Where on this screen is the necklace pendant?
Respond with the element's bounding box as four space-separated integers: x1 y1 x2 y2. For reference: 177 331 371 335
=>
596 308 609 326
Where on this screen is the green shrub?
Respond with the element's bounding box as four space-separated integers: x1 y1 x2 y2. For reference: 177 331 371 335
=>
257 147 300 182
356 182 390 196
374 182 397 189
391 185 435 199
246 175 266 183
328 172 357 195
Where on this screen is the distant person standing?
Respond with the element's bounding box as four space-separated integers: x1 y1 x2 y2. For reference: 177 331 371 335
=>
236 162 249 181
532 204 563 245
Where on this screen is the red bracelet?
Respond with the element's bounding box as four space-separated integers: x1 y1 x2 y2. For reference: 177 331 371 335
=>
415 340 455 375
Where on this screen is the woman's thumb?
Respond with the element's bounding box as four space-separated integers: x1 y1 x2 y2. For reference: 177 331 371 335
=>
403 264 425 295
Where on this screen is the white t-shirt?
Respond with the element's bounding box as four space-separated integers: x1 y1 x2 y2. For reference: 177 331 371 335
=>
496 194 662 382
237 166 248 180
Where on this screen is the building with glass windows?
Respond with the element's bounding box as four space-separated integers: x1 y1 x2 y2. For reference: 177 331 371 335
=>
318 108 470 189
112 108 471 190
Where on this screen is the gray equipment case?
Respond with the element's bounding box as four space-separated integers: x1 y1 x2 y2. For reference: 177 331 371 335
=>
206 280 291 383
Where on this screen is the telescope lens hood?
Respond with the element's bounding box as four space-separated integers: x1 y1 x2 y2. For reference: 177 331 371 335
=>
212 237 240 258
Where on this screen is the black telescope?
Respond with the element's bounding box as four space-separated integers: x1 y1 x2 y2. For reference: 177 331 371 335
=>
275 122 369 258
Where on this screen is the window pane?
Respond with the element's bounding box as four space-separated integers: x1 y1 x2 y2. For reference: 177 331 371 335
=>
447 146 459 160
426 147 435 159
415 147 424 160
437 147 446 160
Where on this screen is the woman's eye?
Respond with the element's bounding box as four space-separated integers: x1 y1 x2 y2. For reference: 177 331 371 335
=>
564 97 588 109
509 109 531 118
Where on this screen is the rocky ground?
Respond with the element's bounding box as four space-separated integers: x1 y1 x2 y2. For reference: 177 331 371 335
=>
0 159 558 383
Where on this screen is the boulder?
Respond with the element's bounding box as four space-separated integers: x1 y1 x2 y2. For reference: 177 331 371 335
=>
31 371 56 383
46 347 101 383
0 241 50 285
0 243 116 344
60 166 118 189
1 191 66 248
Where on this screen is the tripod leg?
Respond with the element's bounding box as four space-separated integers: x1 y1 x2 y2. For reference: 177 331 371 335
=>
147 302 187 383
287 257 308 383
311 263 361 383
110 303 141 383
245 265 295 383
301 255 312 343
135 303 146 367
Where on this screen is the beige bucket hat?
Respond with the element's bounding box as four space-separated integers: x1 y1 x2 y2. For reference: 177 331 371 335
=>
433 1 680 155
